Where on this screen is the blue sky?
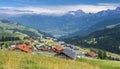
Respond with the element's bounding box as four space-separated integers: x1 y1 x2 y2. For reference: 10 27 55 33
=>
0 0 120 6
0 0 120 15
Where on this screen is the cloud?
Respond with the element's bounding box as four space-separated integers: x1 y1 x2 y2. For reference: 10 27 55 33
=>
0 3 119 15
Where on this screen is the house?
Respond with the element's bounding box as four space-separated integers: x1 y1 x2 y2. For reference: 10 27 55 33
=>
29 38 34 42
62 48 77 60
66 45 78 50
46 37 53 40
0 43 4 49
24 36 34 42
17 44 33 53
8 43 17 50
36 43 44 49
58 41 65 45
75 50 85 58
53 39 57 41
86 51 96 58
53 45 63 53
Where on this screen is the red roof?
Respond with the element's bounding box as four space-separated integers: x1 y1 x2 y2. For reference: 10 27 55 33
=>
17 44 32 53
53 45 63 52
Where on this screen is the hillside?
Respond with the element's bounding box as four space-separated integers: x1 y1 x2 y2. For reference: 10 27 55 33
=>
84 17 120 35
0 20 51 41
0 50 120 69
62 17 120 39
63 24 120 54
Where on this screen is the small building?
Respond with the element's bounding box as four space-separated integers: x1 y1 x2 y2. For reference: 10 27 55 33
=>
62 48 77 60
46 37 53 40
66 44 79 50
36 43 44 49
24 36 34 42
86 52 96 58
58 41 65 45
17 44 32 53
75 50 85 58
8 43 17 50
53 45 63 53
0 43 4 49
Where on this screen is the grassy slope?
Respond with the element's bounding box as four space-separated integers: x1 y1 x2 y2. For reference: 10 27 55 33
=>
78 58 120 69
0 21 44 39
0 51 120 69
0 50 98 69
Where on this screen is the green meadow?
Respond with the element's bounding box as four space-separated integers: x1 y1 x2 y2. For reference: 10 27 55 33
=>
0 50 119 69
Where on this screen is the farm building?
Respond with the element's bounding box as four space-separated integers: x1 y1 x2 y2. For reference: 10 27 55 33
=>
86 52 97 58
53 45 63 53
62 48 77 60
17 44 33 53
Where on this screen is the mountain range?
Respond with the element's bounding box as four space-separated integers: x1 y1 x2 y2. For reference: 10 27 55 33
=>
0 7 118 38
0 6 120 54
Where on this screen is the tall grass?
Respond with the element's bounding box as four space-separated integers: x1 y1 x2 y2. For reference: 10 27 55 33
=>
0 50 99 69
78 58 120 69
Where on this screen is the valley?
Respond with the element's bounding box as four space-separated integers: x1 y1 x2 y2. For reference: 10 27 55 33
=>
0 4 120 69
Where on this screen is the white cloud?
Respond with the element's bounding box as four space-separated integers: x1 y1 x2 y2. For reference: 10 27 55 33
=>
0 3 119 15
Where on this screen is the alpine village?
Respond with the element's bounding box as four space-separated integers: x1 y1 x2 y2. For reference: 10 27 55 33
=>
0 1 120 69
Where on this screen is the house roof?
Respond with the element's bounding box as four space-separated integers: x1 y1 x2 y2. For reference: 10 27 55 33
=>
62 48 77 59
66 45 78 50
87 52 96 57
53 45 63 52
17 44 32 53
36 43 44 48
0 43 4 46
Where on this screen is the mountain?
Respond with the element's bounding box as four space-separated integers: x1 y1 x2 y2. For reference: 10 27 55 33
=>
0 20 52 41
63 24 120 54
1 7 120 38
66 10 86 16
61 7 120 38
63 17 120 39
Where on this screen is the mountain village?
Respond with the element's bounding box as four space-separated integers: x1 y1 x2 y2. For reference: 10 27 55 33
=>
0 35 97 60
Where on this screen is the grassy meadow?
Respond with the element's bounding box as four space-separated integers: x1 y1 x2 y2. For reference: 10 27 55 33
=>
0 50 119 69
78 58 120 69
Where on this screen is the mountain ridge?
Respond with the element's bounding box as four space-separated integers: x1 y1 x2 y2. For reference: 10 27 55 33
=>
0 20 52 40
0 7 120 38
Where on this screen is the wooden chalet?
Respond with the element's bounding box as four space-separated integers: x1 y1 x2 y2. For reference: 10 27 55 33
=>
17 44 33 53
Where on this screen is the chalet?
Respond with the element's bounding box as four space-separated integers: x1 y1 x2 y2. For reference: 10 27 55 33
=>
53 45 63 53
66 45 78 50
46 37 53 40
0 43 4 49
53 39 57 41
8 43 17 50
36 43 44 49
24 36 30 40
62 48 77 60
24 36 34 42
86 52 97 58
75 50 85 58
58 41 65 45
17 44 33 53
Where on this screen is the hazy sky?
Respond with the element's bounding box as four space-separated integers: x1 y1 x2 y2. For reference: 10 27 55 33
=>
0 0 120 15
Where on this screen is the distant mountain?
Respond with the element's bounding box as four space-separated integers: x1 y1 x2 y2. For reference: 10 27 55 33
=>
66 10 86 16
63 24 120 54
1 7 120 38
62 7 120 38
0 20 52 41
63 17 120 39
